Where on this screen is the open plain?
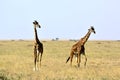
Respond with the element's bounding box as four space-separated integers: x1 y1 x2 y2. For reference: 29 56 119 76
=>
0 40 120 80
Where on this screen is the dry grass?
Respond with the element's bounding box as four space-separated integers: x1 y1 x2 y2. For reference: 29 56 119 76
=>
0 40 120 80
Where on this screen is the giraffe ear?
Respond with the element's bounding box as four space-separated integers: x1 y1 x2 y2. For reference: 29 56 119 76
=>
33 22 35 24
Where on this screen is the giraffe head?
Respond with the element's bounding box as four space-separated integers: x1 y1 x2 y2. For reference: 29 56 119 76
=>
89 26 96 34
33 20 41 28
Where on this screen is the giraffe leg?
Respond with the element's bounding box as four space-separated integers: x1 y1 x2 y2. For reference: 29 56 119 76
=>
40 46 43 67
74 53 78 63
33 46 38 71
78 53 81 67
76 56 78 63
37 50 40 62
39 53 43 67
70 51 74 66
33 54 37 71
84 54 87 67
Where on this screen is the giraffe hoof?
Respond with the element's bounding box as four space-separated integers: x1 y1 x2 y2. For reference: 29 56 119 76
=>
33 67 39 71
33 68 36 71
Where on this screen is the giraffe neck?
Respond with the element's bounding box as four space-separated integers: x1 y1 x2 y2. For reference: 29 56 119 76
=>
82 30 91 45
34 26 39 43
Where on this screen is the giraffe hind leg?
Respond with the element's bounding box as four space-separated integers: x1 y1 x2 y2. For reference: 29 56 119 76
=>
74 53 78 63
37 50 40 62
70 51 74 66
40 47 43 65
39 53 43 67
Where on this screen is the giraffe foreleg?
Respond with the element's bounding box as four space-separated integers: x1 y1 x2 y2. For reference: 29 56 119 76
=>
33 55 37 71
33 46 38 71
37 50 40 62
84 54 87 67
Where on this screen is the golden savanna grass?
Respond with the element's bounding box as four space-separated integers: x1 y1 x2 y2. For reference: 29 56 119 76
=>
0 40 120 80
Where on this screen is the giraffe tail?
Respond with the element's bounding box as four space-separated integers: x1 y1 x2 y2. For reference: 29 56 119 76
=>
66 57 70 63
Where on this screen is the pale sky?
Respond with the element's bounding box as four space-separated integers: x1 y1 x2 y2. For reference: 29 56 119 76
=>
0 0 120 40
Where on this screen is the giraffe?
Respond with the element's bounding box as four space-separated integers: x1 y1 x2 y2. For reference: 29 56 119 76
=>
33 20 43 71
66 26 96 67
